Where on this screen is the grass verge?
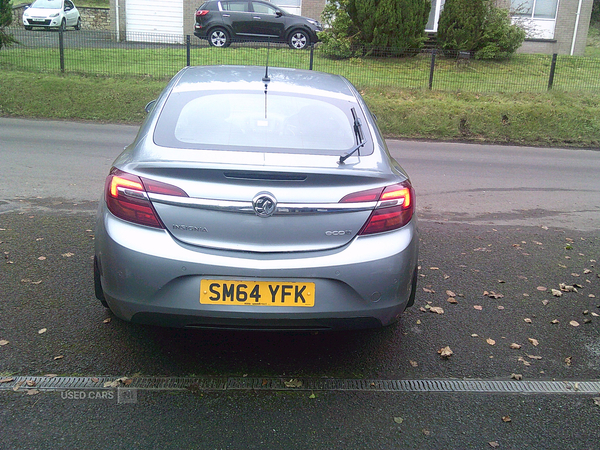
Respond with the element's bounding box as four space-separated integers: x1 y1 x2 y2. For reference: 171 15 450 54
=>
1 71 599 149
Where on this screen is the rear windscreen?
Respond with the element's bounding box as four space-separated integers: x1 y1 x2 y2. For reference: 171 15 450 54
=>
153 91 371 156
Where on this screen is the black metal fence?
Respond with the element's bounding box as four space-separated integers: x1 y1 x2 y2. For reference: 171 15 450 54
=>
2 27 600 92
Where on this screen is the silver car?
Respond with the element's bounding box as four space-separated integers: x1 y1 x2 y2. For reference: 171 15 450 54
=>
94 65 418 330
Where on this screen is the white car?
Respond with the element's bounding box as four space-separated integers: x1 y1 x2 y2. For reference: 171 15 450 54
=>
23 0 81 31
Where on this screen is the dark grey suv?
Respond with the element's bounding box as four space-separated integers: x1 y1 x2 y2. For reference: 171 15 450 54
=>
194 0 322 49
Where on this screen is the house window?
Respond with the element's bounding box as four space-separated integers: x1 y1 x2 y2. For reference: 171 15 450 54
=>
511 0 559 39
426 0 445 32
270 0 301 16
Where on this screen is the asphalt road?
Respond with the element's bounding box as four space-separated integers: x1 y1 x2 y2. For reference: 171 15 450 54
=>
1 118 599 449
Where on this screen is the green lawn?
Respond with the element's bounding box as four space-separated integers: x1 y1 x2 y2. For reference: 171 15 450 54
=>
1 23 600 148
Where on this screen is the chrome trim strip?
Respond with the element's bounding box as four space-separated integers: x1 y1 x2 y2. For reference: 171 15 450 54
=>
148 193 376 215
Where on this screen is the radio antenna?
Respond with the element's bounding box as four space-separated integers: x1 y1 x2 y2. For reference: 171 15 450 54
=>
262 40 271 83
263 40 270 119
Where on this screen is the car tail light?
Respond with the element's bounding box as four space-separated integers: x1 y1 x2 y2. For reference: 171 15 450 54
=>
195 9 209 17
340 181 415 235
105 168 187 229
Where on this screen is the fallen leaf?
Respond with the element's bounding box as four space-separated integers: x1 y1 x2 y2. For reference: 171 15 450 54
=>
593 398 600 407
551 289 562 297
447 298 458 304
511 373 523 380
0 340 8 346
560 283 577 292
489 441 500 448
91 377 100 383
53 355 64 360
429 267 439 270
438 346 453 358
422 288 435 293
393 417 404 424
26 389 40 396
569 320 580 327
565 356 573 366
502 416 512 422
524 318 532 323
13 380 24 391
486 338 496 346
104 377 129 388
37 256 46 261
542 300 550 306
471 334 479 337
309 392 316 399
38 328 47 334
528 338 539 347
0 377 15 383
103 318 112 324
26 380 36 387
284 379 303 388
518 357 531 366
61 252 75 257
551 319 559 324
409 360 418 367
497 305 505 310
527 355 542 360
509 343 521 349
536 286 547 291
429 307 444 315
422 429 431 436
446 290 456 297
474 305 483 310
45 374 57 378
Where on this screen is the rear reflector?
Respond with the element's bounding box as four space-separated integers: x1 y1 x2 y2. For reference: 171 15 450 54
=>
195 9 209 16
105 168 187 229
341 181 415 235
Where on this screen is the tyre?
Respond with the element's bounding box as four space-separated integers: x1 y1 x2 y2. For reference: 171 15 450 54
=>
75 17 81 30
208 28 230 48
288 29 309 50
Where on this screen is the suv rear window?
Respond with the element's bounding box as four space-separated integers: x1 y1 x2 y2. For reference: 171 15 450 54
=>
154 91 371 156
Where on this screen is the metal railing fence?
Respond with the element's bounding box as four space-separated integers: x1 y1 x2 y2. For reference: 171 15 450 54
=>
2 27 599 92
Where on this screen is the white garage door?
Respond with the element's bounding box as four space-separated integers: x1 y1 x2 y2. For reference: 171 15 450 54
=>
126 0 184 43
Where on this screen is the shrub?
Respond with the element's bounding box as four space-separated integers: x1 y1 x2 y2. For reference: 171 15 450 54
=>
1 0 17 49
438 0 525 60
476 6 526 60
437 0 486 53
319 0 430 58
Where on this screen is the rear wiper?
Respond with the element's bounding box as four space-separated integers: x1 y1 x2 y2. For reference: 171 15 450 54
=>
339 108 365 164
338 142 365 164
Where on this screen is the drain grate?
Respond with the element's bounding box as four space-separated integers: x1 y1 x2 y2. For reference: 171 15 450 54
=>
2 376 600 395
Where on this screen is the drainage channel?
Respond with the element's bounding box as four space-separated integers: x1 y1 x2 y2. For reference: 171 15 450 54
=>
2 376 600 395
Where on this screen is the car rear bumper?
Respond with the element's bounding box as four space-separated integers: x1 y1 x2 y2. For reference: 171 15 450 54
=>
95 206 418 330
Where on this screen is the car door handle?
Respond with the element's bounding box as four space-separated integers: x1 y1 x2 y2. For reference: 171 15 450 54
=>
223 14 230 17
253 16 261 19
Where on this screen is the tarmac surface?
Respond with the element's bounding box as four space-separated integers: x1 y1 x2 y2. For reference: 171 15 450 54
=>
0 118 599 449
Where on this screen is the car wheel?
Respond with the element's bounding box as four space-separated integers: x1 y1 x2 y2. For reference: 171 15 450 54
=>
25 26 32 31
94 257 109 308
75 17 81 30
208 28 230 48
288 29 309 49
59 18 66 32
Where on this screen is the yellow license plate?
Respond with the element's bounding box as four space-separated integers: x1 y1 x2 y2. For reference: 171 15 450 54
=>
200 280 315 307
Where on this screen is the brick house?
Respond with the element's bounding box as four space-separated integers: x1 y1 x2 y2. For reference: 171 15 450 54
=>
109 0 594 55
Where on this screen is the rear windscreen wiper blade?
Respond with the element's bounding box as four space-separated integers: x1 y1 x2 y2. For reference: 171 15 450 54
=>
339 107 365 164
